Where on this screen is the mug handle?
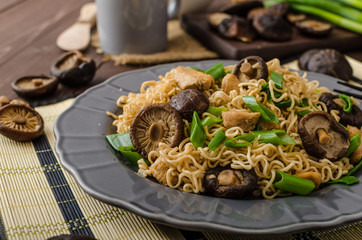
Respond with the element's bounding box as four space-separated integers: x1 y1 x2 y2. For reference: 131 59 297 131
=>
168 0 181 19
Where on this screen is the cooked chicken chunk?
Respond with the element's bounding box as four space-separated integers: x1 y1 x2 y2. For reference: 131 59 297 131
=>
171 66 215 91
221 73 240 94
222 110 260 132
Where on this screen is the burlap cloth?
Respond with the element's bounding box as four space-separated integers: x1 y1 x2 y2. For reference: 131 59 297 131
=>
91 20 218 65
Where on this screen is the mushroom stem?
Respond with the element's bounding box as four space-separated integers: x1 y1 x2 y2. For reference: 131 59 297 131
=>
240 62 254 76
317 128 332 145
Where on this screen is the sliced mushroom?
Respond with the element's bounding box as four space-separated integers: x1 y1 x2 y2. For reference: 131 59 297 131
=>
169 89 209 122
298 49 353 81
319 92 362 128
252 12 293 41
11 75 59 98
222 110 260 132
232 56 268 82
346 125 362 164
0 104 44 141
287 13 306 24
267 3 290 17
208 12 232 29
129 103 184 159
222 1 263 17
298 111 350 161
204 166 257 199
171 66 215 91
295 19 333 37
51 51 96 86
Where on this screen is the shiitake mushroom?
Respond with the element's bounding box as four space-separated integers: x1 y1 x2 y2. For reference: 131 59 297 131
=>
51 51 96 86
295 19 333 37
129 103 184 159
169 89 209 122
204 166 258 199
233 55 268 82
11 75 59 98
0 104 44 141
298 111 350 161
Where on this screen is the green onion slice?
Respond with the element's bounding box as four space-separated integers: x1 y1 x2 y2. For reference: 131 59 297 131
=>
224 134 256 148
270 71 283 89
242 96 279 123
190 111 206 149
208 129 226 151
206 106 228 117
205 62 226 84
201 116 223 127
251 130 296 145
339 93 353 113
345 133 361 157
274 171 315 195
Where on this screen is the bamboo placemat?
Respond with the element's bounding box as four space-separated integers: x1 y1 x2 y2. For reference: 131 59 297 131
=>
0 60 362 240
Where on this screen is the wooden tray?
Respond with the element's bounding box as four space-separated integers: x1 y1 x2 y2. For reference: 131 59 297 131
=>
180 13 362 61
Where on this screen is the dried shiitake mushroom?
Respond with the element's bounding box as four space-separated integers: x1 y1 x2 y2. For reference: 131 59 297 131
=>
130 103 184 159
0 104 44 141
252 12 293 41
11 75 59 98
298 111 350 161
51 51 96 86
0 96 10 107
233 56 268 82
295 19 333 37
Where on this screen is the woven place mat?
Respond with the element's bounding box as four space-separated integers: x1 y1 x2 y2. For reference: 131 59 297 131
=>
91 20 218 65
0 61 362 240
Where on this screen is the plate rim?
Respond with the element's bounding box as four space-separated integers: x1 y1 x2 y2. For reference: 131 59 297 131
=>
54 59 362 235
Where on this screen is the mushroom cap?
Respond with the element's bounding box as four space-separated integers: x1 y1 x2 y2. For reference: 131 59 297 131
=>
319 92 362 129
298 49 320 70
298 49 353 81
51 51 96 86
204 166 258 199
295 19 333 37
267 2 290 17
217 17 256 42
0 104 44 141
11 75 59 98
298 111 350 161
130 103 184 159
169 89 209 122
232 55 268 82
252 12 293 41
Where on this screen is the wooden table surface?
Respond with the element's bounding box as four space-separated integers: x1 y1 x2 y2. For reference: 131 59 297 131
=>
0 0 361 105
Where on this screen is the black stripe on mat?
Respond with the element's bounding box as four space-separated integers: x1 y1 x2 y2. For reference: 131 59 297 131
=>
33 135 94 237
0 215 6 240
179 230 207 240
292 231 320 240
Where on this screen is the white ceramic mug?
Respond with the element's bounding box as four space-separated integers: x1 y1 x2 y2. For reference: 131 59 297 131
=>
95 0 181 55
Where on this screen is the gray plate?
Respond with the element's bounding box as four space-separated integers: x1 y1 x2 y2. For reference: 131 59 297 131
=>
54 60 362 235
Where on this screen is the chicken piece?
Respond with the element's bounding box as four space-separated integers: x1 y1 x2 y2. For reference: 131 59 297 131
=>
149 157 177 186
222 110 260 132
347 125 362 164
171 66 215 91
221 73 240 94
295 171 322 189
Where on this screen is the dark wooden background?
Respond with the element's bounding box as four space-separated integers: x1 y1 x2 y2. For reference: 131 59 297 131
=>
1 0 361 105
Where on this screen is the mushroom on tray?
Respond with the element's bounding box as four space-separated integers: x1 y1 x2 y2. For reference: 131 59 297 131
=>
204 166 258 199
169 89 209 122
298 111 350 161
0 104 44 141
232 56 268 82
130 103 184 160
11 75 59 98
319 92 362 129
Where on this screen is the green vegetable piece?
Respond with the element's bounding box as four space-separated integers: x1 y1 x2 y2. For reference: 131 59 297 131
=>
339 93 353 113
208 129 226 151
270 71 283 89
190 111 206 149
252 130 296 145
274 100 292 109
345 133 361 157
207 106 228 117
242 96 279 123
224 134 256 148
348 159 362 176
201 116 223 127
325 176 360 185
119 150 145 167
274 171 315 195
297 110 311 117
205 62 226 83
106 132 150 166
261 83 282 101
106 132 133 152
